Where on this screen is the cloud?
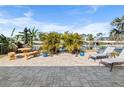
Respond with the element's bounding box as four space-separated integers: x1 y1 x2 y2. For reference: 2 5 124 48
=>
71 22 111 36
0 11 72 36
0 12 7 17
0 10 110 37
0 13 3 17
66 5 103 16
90 6 100 12
24 11 33 17
86 5 103 14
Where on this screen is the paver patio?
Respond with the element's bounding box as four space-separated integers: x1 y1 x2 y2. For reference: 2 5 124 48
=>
0 66 124 87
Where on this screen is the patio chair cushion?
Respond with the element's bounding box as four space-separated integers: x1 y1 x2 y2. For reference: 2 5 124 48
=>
90 47 115 60
90 54 109 60
103 47 115 54
118 49 124 58
101 58 124 64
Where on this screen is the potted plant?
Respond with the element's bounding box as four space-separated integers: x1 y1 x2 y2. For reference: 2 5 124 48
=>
59 46 65 53
42 50 48 57
80 50 85 56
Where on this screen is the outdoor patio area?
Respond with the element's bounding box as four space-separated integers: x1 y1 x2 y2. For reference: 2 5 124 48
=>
0 52 99 66
0 66 124 87
0 52 124 87
1 5 124 88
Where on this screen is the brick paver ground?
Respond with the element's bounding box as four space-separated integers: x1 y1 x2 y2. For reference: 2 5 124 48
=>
0 66 124 87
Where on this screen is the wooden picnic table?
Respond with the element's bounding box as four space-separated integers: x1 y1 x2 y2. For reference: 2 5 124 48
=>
18 48 31 53
18 48 31 59
18 48 40 60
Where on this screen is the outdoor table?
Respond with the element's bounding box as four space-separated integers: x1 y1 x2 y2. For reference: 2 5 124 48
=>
18 48 31 59
18 48 31 53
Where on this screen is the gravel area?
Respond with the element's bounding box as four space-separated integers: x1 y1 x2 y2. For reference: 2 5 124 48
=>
0 52 100 66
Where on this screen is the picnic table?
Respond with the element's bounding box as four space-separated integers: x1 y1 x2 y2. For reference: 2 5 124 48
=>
18 48 31 59
18 48 31 53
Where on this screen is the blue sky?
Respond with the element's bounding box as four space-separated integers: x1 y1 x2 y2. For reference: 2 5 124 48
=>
0 5 124 37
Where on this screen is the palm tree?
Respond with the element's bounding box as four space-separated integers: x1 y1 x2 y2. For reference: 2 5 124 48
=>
62 32 83 55
38 32 47 41
17 27 29 45
62 32 74 53
0 34 17 53
86 34 94 49
0 34 9 47
29 27 38 47
40 32 61 56
8 42 18 52
110 16 124 41
96 33 103 40
29 27 38 40
0 34 8 53
11 28 16 37
111 16 124 32
9 28 18 52
109 29 121 41
72 33 84 56
16 27 38 47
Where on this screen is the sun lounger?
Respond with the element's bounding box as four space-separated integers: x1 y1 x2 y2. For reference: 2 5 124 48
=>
100 49 124 72
89 46 115 61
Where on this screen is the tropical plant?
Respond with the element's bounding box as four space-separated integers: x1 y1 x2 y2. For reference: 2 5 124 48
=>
29 27 38 41
38 32 47 41
18 27 29 44
109 29 121 41
28 27 38 47
96 33 104 40
8 41 18 52
110 16 124 41
62 32 83 55
86 34 94 49
0 34 17 53
40 32 61 56
11 28 16 37
111 16 124 32
0 34 9 48
17 27 39 47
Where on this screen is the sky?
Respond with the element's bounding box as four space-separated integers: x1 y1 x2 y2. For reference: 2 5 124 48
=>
0 5 124 37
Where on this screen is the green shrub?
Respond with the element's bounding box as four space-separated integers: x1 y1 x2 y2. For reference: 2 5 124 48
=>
98 45 106 49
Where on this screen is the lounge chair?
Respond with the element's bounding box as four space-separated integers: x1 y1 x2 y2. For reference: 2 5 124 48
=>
89 46 115 61
100 49 124 72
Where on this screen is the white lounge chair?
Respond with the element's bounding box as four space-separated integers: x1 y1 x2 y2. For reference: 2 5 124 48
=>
89 46 115 61
100 49 124 72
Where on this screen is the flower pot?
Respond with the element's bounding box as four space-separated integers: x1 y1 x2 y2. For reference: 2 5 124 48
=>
59 48 63 52
43 53 48 57
80 52 85 56
59 48 65 53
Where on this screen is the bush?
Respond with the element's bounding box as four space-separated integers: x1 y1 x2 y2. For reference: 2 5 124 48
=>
98 45 106 49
